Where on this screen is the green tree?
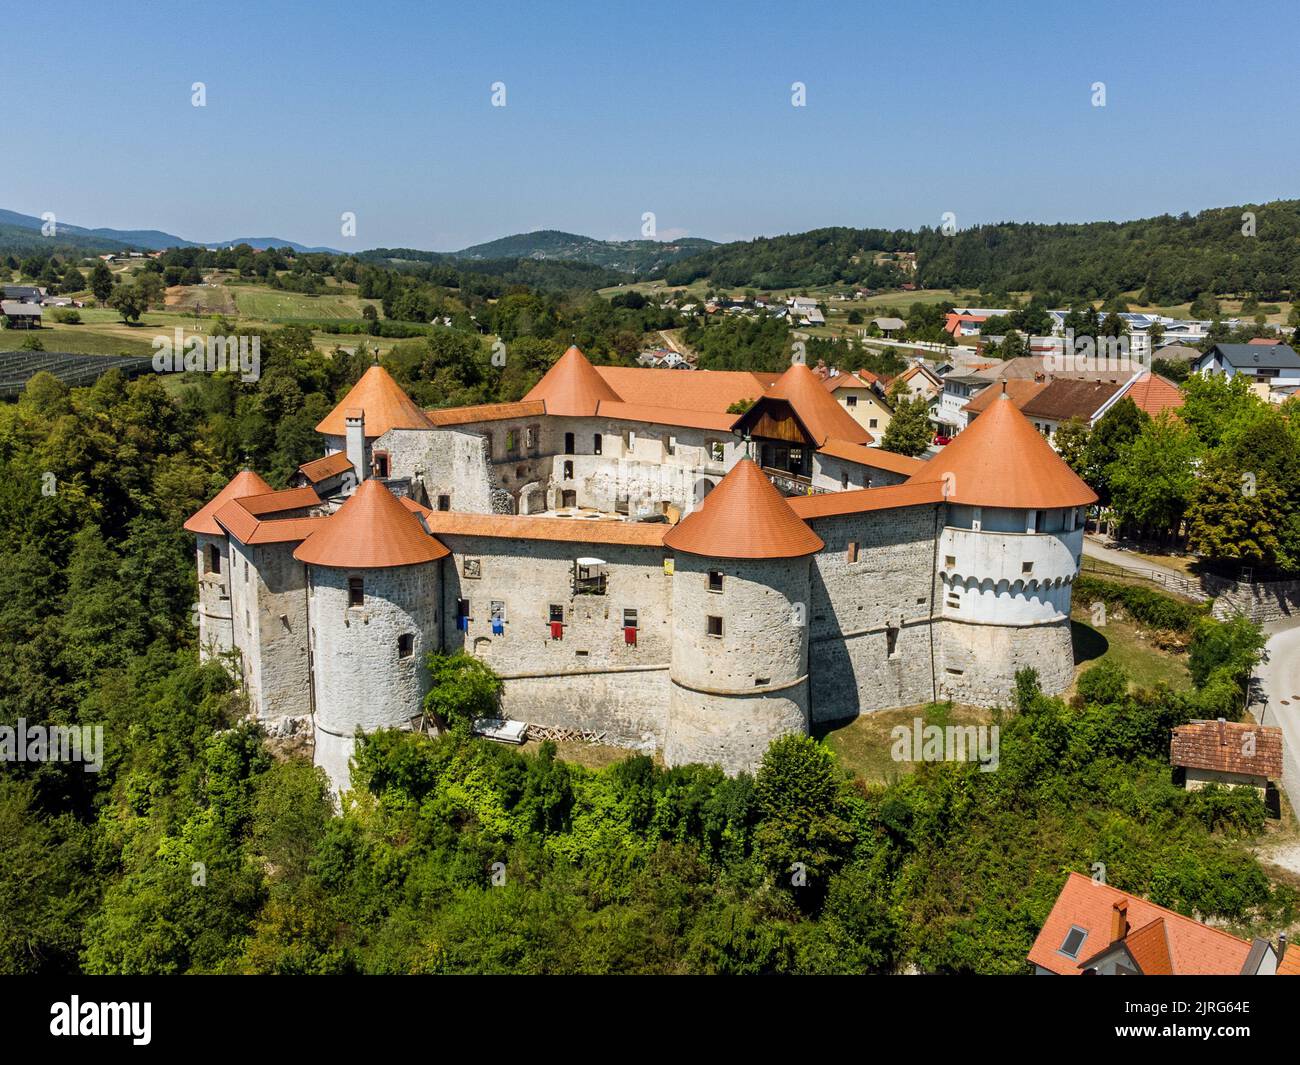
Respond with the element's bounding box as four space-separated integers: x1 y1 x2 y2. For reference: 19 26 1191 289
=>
1107 413 1200 540
880 394 932 456
108 285 145 324
422 650 503 730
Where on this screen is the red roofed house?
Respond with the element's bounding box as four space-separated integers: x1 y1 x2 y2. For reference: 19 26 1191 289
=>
1170 718 1283 798
1030 872 1288 975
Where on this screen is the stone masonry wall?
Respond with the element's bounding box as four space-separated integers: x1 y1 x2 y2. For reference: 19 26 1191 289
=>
804 504 944 722
438 535 672 747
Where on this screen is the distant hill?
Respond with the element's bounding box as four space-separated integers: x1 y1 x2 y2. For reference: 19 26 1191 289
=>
663 201 1300 303
453 229 717 275
0 209 340 255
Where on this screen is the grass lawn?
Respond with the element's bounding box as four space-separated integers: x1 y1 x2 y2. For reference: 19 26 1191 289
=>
817 701 1000 784
233 286 379 321
1070 614 1191 692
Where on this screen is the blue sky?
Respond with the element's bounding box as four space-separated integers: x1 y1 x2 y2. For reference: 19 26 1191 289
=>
8 0 1298 250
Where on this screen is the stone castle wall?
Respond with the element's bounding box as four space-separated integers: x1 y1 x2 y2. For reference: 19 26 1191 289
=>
804 504 944 721
437 535 672 747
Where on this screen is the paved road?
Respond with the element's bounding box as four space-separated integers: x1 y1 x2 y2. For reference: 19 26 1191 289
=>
1251 622 1300 808
1080 537 1207 599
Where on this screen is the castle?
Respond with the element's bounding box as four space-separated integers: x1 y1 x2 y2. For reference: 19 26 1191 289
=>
185 347 1096 789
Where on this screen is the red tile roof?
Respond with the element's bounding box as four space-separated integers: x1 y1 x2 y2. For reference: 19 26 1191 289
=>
593 365 777 412
315 365 435 437
424 400 547 426
594 400 739 432
962 378 1046 416
908 390 1098 509
765 363 873 445
1125 373 1185 418
663 458 824 559
214 504 328 546
788 480 946 519
184 470 274 535
235 486 320 516
1170 720 1283 779
523 345 621 416
1029 872 1256 975
294 479 449 568
818 439 930 475
297 451 355 483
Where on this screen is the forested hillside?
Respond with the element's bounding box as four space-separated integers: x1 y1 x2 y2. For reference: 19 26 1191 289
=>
663 201 1300 302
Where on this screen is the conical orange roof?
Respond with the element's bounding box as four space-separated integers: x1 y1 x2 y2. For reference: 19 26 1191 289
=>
184 469 274 535
523 345 621 416
315 365 434 437
663 458 824 559
766 362 872 445
294 479 449 568
908 390 1098 509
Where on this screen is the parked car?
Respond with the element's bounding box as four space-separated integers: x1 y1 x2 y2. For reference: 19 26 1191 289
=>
932 432 952 446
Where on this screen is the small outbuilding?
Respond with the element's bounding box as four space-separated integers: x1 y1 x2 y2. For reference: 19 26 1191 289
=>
1170 718 1283 798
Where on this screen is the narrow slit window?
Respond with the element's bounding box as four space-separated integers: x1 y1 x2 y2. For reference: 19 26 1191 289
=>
208 544 221 574
886 625 899 656
847 541 859 563
593 433 602 455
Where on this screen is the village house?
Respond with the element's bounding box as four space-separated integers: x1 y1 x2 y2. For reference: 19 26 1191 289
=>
1030 872 1294 975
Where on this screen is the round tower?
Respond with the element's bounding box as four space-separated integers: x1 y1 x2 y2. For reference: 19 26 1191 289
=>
662 459 823 774
908 389 1097 703
294 479 447 791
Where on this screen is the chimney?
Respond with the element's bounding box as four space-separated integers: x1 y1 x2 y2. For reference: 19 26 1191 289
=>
1217 717 1227 746
1111 899 1129 942
345 409 369 485
1279 933 1288 961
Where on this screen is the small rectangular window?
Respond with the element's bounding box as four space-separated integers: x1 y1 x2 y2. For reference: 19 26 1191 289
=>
593 433 602 456
841 472 849 489
244 559 249 584
708 570 723 592
1022 561 1034 574
437 494 451 511
208 544 222 574
886 625 899 656
869 418 878 428
398 633 414 658
506 429 518 454
564 432 575 455
563 460 574 480
463 558 482 579
526 425 539 452
706 615 723 638
846 395 857 407
549 604 564 624
373 451 390 478
348 578 364 607
709 440 725 462
847 542 859 563
623 608 638 628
